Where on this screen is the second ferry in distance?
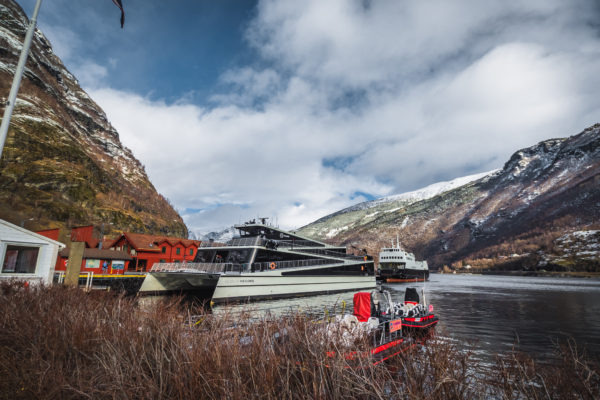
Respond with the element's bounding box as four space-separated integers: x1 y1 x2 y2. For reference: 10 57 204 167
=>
377 237 429 283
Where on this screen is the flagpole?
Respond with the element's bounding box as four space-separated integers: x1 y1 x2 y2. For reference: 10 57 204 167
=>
0 0 43 160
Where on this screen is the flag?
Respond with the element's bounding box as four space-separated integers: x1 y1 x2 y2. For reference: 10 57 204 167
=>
112 0 125 28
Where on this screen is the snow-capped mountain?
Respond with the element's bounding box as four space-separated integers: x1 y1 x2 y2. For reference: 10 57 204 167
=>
298 124 600 271
299 170 496 240
198 226 238 243
0 0 187 236
380 171 496 204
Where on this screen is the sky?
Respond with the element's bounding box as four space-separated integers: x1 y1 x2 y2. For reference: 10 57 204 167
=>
16 0 600 235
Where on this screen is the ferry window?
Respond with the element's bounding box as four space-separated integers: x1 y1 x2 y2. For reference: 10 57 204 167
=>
161 246 166 253
194 249 215 263
176 248 181 255
226 249 251 263
159 259 166 263
1 245 39 274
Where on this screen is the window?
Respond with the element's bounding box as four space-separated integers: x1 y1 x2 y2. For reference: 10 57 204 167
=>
161 246 166 253
176 248 181 255
189 249 193 256
159 259 166 263
2 245 39 274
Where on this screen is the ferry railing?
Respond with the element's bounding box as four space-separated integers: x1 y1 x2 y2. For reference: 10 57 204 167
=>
150 258 341 274
198 237 343 250
251 258 338 271
276 240 327 248
228 236 266 247
199 237 266 248
150 263 229 273
295 248 368 261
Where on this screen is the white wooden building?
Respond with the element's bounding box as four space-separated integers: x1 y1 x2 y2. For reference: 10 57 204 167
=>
0 219 65 285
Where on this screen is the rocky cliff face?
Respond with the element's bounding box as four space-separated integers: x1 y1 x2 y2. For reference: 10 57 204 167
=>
298 124 600 271
0 0 187 237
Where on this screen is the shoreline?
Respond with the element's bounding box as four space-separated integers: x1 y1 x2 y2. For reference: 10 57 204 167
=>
435 270 600 279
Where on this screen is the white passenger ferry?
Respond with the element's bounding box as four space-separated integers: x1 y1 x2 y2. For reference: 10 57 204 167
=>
139 219 376 303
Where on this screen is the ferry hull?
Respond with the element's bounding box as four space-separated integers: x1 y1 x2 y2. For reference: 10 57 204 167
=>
384 277 427 283
379 269 429 283
139 272 376 303
139 272 220 299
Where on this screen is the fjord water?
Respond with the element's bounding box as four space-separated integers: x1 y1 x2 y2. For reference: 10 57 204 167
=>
396 274 600 359
213 274 600 359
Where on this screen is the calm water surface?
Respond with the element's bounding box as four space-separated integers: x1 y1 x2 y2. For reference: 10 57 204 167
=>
213 274 600 359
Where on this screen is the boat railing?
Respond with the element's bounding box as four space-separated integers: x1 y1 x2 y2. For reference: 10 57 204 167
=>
250 258 338 271
199 237 267 248
150 258 340 274
275 240 326 248
374 319 403 347
199 242 223 248
295 248 368 261
228 236 267 247
150 262 231 274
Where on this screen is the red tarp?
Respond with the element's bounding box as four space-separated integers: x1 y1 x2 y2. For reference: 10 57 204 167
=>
353 292 371 322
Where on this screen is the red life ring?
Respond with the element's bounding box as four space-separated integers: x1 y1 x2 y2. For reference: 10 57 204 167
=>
270 262 276 270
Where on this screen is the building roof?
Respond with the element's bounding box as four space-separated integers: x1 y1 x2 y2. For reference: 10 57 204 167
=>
59 248 133 261
35 228 60 241
100 238 117 249
0 219 66 248
111 232 201 252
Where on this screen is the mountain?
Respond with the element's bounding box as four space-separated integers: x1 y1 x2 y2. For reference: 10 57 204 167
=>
297 124 600 272
199 226 238 244
300 170 494 240
0 0 187 237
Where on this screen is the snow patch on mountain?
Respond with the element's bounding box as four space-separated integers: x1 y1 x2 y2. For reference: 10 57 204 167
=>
325 225 349 239
198 226 238 243
400 216 409 228
383 170 497 204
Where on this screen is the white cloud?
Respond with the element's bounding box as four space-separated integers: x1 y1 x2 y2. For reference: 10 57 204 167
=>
77 0 600 235
89 87 390 233
72 60 108 88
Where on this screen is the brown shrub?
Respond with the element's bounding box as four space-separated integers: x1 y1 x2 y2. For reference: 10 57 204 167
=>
0 282 597 399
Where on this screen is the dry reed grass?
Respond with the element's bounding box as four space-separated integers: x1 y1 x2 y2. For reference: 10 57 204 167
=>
0 282 597 399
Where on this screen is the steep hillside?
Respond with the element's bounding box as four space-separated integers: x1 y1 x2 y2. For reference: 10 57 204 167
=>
300 171 493 240
298 124 600 272
0 0 187 237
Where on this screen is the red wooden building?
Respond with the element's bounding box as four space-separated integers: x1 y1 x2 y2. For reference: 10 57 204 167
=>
55 248 133 275
51 226 132 275
106 233 202 272
39 225 200 274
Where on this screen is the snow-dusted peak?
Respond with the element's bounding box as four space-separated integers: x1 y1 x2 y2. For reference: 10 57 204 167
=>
381 170 497 203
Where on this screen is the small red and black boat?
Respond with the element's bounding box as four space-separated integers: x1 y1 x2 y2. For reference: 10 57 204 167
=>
363 287 439 337
325 289 438 365
392 287 439 336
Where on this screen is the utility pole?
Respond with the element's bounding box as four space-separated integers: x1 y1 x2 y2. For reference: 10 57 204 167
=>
0 0 43 159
